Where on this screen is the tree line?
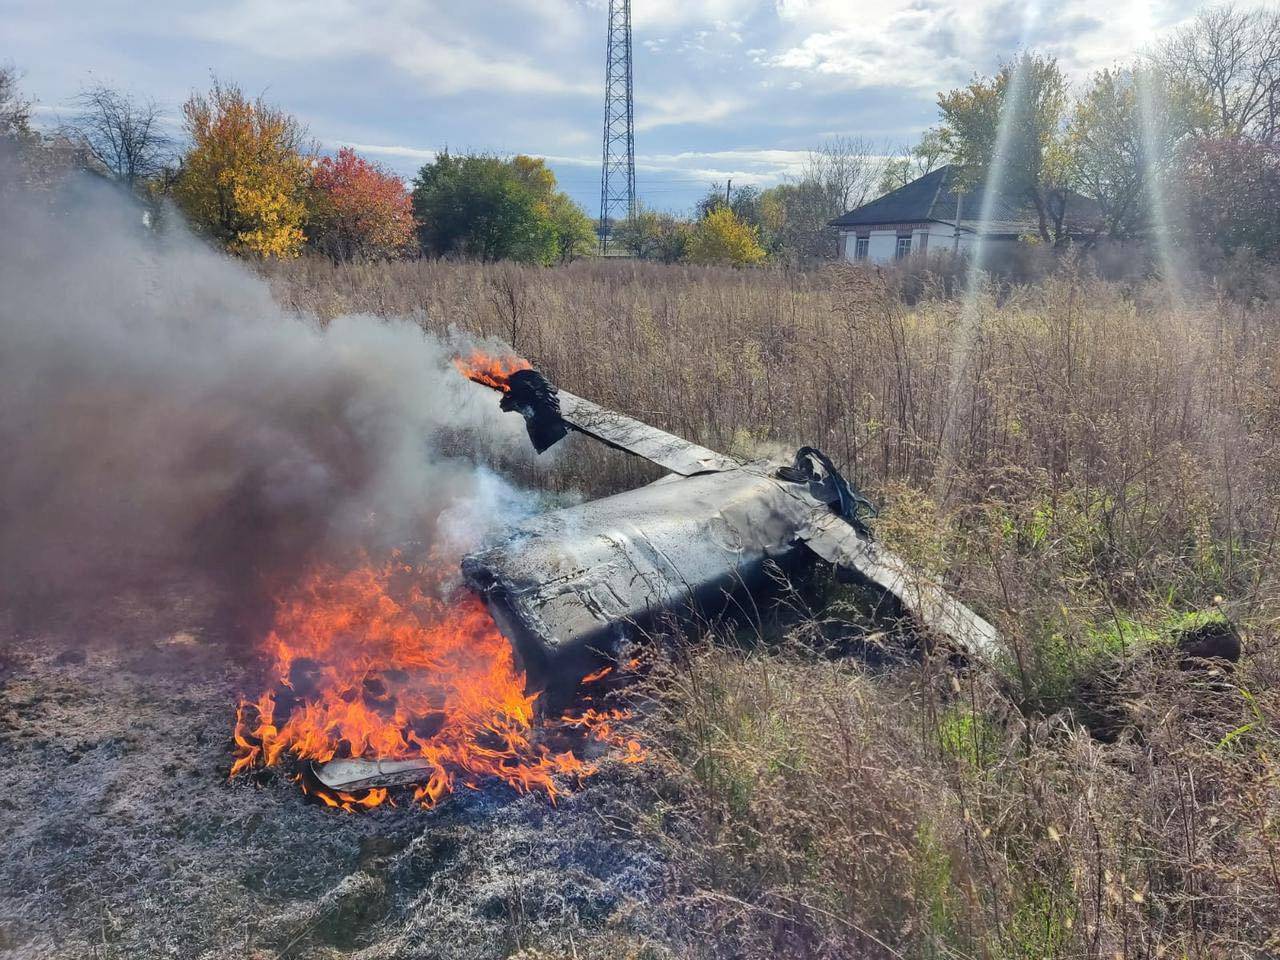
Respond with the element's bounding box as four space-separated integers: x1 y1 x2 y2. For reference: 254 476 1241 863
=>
3 2 1277 268
930 3 1280 258
619 3 1280 267
0 73 596 264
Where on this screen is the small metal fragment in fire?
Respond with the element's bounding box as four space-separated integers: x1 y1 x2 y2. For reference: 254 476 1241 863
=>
313 757 439 792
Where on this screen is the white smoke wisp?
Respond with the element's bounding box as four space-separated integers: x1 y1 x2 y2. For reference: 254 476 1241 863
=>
0 167 534 613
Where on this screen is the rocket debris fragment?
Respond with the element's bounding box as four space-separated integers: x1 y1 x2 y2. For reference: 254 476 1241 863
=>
311 361 1001 793
463 366 1000 695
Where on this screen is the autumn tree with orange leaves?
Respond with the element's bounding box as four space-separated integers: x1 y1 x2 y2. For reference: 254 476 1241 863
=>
174 81 310 258
306 147 415 261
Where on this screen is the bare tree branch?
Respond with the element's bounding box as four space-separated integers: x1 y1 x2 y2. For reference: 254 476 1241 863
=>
0 62 33 140
1156 4 1280 143
802 136 887 215
64 84 172 188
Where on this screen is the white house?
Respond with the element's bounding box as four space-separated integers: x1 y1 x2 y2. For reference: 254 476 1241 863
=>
829 165 1102 265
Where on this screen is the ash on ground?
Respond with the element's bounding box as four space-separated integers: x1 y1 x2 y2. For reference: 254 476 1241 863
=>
0 577 675 960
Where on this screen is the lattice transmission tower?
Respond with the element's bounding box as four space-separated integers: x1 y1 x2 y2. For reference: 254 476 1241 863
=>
599 0 636 253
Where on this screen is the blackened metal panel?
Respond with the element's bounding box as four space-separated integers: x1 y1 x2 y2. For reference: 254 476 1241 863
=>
463 467 814 699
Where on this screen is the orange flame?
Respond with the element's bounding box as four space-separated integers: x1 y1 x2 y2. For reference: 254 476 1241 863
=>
231 554 643 811
452 350 531 393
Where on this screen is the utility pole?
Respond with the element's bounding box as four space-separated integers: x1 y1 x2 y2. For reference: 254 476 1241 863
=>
599 0 636 254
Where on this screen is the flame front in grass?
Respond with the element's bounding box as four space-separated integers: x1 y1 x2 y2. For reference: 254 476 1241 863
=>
231 556 593 811
452 350 531 393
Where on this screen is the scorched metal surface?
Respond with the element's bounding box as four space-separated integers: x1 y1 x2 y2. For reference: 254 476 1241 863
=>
463 465 822 701
311 361 1000 793
462 365 1000 692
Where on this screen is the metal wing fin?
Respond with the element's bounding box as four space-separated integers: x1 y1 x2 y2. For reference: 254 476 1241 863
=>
797 511 1002 659
555 389 737 476
461 360 737 476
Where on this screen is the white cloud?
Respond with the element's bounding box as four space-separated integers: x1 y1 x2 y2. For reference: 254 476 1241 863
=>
762 0 1280 93
631 0 756 29
635 91 748 131
182 0 596 97
337 142 437 162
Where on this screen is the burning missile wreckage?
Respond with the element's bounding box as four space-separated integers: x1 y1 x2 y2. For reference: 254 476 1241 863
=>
289 352 1000 801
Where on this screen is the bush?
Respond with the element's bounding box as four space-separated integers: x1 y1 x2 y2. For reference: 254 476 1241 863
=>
686 207 766 266
307 147 415 261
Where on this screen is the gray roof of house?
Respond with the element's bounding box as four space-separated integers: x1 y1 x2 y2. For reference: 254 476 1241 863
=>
829 164 1102 235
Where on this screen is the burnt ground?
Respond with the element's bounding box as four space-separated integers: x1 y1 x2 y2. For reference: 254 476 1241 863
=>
0 576 679 960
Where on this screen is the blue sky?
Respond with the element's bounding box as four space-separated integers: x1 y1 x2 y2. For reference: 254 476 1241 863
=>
2 0 1242 213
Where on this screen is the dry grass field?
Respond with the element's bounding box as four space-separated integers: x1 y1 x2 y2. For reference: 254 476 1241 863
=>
258 256 1280 960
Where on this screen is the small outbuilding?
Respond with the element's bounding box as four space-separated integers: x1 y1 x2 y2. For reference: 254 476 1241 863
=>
829 164 1102 264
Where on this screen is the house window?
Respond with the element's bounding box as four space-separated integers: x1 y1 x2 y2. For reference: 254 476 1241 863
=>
895 236 912 259
854 237 869 260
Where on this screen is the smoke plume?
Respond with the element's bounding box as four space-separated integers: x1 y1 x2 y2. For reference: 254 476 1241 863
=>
0 165 533 616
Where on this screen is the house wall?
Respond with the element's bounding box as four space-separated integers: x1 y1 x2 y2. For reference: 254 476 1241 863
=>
840 224 964 264
839 223 990 264
866 231 898 262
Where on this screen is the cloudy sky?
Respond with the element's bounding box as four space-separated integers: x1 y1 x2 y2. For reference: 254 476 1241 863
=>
1 0 1247 212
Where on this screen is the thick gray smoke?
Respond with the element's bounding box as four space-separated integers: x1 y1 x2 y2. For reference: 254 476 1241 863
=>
0 166 535 615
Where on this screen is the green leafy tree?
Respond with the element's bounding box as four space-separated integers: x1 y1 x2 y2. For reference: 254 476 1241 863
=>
543 191 597 263
411 152 590 265
1068 66 1198 239
686 206 766 266
411 152 550 263
511 155 596 262
938 53 1074 244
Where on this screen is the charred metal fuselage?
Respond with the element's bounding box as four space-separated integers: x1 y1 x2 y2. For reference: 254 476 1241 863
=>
314 362 1001 793
461 366 1000 702
463 464 824 701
